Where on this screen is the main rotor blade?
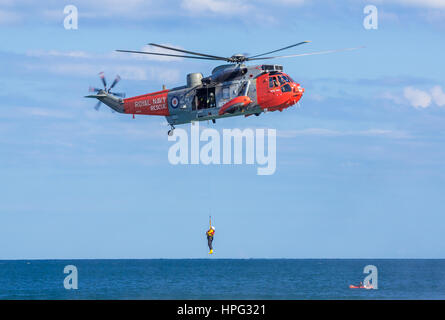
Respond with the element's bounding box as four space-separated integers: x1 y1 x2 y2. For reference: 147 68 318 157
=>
148 43 229 61
246 46 364 61
110 75 121 90
116 49 223 60
247 41 311 59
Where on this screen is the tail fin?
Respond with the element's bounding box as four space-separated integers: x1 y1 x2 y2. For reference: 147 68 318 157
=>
85 91 125 113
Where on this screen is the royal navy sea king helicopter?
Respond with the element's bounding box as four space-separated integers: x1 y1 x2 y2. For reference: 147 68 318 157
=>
85 42 360 135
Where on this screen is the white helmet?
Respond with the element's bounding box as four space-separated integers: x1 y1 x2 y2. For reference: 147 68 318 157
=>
211 226 215 230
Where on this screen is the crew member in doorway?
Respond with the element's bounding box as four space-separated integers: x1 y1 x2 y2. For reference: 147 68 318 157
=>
208 92 216 108
206 226 215 254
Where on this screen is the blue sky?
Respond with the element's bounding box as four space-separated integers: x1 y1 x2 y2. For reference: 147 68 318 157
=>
1 0 445 259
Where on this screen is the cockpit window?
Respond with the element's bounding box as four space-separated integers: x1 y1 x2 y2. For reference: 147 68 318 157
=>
269 76 279 88
277 76 286 85
281 84 292 92
281 75 290 82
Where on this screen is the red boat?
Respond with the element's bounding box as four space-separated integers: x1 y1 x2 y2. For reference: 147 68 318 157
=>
349 284 373 289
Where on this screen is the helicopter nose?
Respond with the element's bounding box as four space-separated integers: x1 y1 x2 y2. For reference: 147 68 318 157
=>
287 83 304 106
294 83 304 94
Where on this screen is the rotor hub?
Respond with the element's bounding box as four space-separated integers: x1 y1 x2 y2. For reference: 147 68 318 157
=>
228 54 247 63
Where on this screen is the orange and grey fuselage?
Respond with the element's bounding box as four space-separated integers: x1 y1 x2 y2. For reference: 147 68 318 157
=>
86 64 304 134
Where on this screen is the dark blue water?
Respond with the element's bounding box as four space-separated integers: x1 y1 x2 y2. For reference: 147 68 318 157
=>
0 259 444 299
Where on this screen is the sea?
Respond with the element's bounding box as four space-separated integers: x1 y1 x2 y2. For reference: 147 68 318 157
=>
0 259 444 300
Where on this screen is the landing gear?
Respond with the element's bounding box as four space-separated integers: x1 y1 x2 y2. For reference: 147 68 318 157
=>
168 124 175 136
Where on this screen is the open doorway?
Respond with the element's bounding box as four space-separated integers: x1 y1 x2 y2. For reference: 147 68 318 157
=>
192 87 216 110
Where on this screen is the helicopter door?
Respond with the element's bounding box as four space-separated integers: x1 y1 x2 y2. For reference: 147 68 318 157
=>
193 87 216 118
257 74 279 108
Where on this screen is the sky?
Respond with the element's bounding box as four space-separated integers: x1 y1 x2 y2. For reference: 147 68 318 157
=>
1 0 445 259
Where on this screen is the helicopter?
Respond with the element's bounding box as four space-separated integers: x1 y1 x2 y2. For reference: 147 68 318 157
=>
85 42 361 135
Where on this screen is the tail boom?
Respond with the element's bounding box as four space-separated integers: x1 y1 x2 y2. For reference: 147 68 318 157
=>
123 89 170 116
85 92 125 113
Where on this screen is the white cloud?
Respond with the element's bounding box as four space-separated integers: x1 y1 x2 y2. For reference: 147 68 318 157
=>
431 85 445 107
0 0 17 5
23 46 183 83
403 87 432 108
378 11 400 23
0 106 73 119
389 0 445 9
24 62 181 83
113 44 185 62
277 128 408 139
275 0 305 5
278 128 339 137
43 0 154 20
29 44 185 62
26 50 92 59
360 129 408 139
400 85 445 108
381 92 404 104
0 9 21 24
181 0 250 15
384 85 445 108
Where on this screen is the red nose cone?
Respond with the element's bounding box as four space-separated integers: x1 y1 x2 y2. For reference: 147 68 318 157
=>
290 83 304 105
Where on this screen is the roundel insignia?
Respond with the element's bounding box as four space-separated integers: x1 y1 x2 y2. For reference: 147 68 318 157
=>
171 96 179 108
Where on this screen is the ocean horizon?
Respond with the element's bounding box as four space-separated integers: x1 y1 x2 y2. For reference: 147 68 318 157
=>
1 259 444 300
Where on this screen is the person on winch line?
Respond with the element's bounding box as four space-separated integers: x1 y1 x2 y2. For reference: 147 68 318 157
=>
206 226 215 254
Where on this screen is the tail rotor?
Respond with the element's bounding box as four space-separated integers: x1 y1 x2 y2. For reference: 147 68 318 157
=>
94 100 102 111
88 72 125 111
